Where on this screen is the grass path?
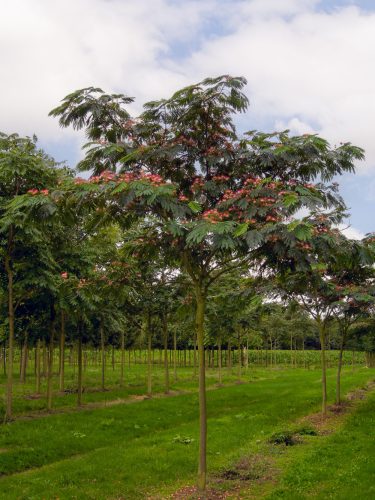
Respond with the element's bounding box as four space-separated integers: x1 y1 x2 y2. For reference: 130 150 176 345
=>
262 385 375 499
0 367 373 499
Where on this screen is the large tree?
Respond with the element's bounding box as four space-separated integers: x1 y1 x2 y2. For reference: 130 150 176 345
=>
50 75 363 492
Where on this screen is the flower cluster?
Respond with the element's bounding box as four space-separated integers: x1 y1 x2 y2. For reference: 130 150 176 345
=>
77 278 88 288
73 170 166 187
265 214 279 222
313 226 330 235
202 209 230 223
212 175 230 182
257 197 276 207
221 189 246 201
244 176 262 186
296 241 312 251
27 188 49 196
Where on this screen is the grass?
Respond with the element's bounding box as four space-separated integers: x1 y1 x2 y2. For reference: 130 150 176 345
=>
0 349 363 418
264 387 375 499
0 365 373 499
0 361 277 418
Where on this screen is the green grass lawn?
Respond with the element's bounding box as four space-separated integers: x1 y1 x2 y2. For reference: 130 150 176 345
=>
265 388 375 499
0 366 373 499
0 349 362 418
0 361 251 417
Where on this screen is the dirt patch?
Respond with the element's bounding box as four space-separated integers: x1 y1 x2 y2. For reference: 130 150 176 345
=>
167 485 235 499
347 389 367 401
215 454 277 485
24 394 42 400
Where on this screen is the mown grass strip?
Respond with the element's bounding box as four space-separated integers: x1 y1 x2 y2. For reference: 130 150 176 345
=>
0 368 372 499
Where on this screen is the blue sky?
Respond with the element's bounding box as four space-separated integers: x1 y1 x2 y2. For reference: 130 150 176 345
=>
1 0 374 237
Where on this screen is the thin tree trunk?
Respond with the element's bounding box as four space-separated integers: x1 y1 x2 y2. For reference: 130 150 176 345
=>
3 344 6 376
20 331 28 383
290 333 293 367
195 285 207 493
120 331 125 387
100 323 105 391
146 312 152 397
228 341 232 373
218 338 222 386
77 335 83 407
193 334 197 379
47 303 56 411
36 339 41 394
5 251 14 421
336 327 347 405
319 321 328 416
42 340 47 377
238 337 242 382
163 314 170 394
245 338 249 372
173 330 177 382
59 311 65 392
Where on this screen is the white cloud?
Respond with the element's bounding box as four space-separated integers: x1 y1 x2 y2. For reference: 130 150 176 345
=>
185 3 375 172
339 224 365 240
1 0 375 180
275 117 315 135
0 0 213 142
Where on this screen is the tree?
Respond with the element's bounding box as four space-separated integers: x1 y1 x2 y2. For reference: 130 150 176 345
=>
51 75 363 492
0 133 63 420
273 229 374 413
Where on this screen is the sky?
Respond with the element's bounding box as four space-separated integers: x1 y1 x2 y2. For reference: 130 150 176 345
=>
1 0 374 238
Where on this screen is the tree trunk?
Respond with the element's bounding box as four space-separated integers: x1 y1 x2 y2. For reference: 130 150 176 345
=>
36 339 41 394
42 340 47 377
245 338 249 372
319 321 328 416
195 285 207 493
218 338 222 386
100 323 105 391
146 312 152 397
47 303 56 411
336 327 347 405
20 331 28 383
193 334 197 379
228 341 232 373
173 330 177 382
163 314 170 394
2 344 6 376
59 311 65 392
5 252 14 421
120 331 125 387
237 337 242 382
77 335 83 407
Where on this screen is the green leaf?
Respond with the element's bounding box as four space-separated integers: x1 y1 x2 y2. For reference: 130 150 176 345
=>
283 193 299 207
233 222 248 237
294 224 312 241
188 201 202 213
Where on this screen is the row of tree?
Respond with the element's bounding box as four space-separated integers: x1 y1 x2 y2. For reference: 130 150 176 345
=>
1 75 375 493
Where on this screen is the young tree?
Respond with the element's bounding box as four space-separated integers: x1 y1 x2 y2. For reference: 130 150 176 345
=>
0 133 63 420
51 76 363 491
